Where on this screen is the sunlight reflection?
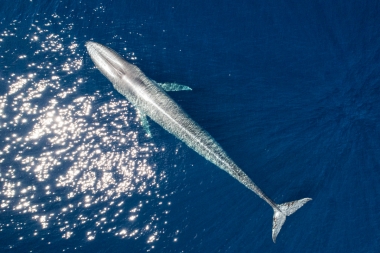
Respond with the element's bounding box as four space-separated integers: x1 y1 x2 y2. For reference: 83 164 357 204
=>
0 13 173 250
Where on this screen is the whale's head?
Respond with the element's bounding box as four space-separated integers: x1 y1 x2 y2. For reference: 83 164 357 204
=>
86 41 131 82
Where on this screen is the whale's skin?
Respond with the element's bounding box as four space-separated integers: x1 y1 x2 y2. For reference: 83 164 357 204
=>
85 41 311 242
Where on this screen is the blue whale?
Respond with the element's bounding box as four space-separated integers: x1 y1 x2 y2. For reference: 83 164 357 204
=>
85 41 311 242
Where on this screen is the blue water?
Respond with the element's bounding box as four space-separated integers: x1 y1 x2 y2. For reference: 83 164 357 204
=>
1 0 379 252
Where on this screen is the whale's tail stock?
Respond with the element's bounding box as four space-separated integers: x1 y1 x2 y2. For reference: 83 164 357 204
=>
272 197 312 243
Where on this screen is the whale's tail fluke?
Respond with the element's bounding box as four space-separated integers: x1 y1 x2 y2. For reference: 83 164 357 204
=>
272 197 312 243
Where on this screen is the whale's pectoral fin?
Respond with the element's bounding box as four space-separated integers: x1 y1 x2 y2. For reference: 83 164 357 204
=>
137 110 152 138
155 81 192 91
272 197 312 243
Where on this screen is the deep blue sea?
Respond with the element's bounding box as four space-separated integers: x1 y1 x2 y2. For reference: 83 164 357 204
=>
1 0 380 252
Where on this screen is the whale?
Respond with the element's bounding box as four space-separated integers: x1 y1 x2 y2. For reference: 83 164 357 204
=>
85 41 311 242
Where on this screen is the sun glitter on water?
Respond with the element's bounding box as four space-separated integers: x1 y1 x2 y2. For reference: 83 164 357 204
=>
0 14 172 250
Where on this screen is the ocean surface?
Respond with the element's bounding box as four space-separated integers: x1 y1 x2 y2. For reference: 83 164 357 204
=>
1 0 379 252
